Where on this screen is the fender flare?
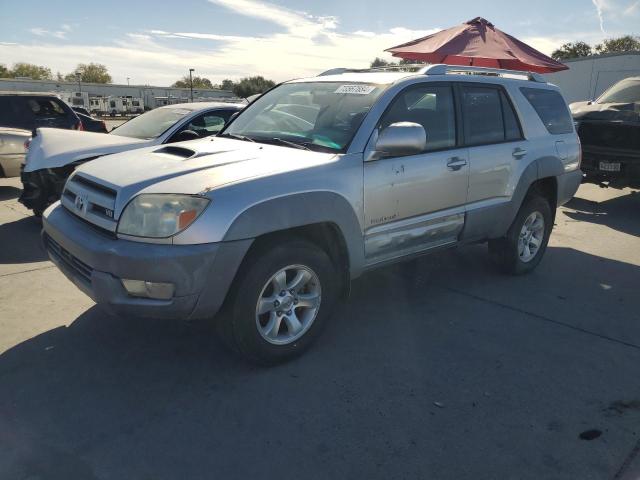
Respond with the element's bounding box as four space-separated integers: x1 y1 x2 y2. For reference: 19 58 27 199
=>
222 191 365 277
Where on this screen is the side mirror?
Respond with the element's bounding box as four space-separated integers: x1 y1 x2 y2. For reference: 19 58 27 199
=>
172 130 200 143
373 122 426 159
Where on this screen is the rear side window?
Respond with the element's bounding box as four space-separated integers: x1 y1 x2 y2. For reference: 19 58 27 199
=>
27 97 68 117
520 87 572 134
461 85 523 145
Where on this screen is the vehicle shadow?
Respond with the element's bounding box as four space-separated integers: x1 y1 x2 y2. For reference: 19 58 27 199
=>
564 190 640 237
0 216 48 264
0 185 21 201
1 245 639 479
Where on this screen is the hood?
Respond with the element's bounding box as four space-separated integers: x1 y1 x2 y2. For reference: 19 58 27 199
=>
74 137 338 203
24 127 151 172
570 100 640 123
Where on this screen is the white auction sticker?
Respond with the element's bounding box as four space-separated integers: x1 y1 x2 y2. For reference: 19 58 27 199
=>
334 85 376 95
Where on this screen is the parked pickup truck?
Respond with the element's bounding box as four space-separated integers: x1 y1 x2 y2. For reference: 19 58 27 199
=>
571 76 640 188
42 64 582 364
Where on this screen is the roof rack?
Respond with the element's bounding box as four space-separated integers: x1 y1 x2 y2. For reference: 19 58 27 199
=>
317 64 429 76
420 64 546 82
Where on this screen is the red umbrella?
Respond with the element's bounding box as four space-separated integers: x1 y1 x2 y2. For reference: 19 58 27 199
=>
385 17 568 73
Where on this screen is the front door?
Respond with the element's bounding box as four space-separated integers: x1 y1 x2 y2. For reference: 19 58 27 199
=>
363 83 469 266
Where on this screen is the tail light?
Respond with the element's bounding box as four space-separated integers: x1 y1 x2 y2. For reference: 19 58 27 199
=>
101 121 107 133
24 139 31 151
77 121 84 131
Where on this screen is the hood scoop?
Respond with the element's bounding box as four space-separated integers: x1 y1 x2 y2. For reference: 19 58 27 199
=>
153 146 196 158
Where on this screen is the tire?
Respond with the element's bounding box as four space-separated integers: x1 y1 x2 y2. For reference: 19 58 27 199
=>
489 194 553 275
219 239 339 365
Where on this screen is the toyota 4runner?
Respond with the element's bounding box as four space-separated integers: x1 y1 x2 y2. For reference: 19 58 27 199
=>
42 64 582 364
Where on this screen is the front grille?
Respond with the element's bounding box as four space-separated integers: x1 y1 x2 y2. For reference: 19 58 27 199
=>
44 233 93 284
578 122 640 151
61 174 118 233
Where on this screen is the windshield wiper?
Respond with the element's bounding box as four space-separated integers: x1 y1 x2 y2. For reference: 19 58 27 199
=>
269 138 312 151
219 133 255 142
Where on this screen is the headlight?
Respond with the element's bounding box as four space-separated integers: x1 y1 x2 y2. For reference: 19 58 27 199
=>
117 194 210 238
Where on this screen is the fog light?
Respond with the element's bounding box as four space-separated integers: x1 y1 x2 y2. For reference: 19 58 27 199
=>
121 279 174 300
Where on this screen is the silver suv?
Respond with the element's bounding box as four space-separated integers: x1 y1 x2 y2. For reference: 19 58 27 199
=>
42 65 582 364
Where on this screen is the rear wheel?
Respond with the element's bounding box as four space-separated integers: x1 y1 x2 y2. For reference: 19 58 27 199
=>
219 239 339 365
489 194 553 275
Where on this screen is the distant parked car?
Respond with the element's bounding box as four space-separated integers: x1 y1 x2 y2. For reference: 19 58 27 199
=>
571 76 640 188
20 101 244 215
0 127 30 178
75 111 108 133
72 106 91 116
0 92 82 178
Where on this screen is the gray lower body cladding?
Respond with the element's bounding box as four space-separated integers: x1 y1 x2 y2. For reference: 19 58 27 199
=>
42 203 252 320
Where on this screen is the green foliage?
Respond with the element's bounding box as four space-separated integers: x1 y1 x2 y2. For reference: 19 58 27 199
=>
551 42 593 60
172 75 214 89
220 79 235 91
0 64 8 78
64 63 112 83
370 57 425 68
5 62 53 80
229 76 276 98
595 35 640 54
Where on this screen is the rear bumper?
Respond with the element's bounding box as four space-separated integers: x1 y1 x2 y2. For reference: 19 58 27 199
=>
556 169 583 206
42 202 252 320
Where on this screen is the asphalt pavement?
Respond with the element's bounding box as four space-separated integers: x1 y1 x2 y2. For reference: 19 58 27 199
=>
0 176 639 480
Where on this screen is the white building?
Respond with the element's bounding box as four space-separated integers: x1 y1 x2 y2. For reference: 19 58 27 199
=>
544 51 640 103
0 77 238 111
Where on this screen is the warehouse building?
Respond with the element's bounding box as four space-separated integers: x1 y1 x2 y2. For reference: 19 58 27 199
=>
544 51 640 103
0 77 238 112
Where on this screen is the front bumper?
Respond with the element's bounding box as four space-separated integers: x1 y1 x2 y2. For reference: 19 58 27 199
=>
42 202 252 320
580 146 640 186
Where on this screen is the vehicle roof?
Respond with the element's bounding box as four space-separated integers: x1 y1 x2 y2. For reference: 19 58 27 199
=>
0 91 61 97
160 101 246 111
288 66 554 88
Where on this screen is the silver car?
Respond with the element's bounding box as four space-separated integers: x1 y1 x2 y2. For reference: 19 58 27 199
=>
42 65 582 364
0 127 30 177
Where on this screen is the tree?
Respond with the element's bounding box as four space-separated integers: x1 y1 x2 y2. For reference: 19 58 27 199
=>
231 76 276 98
8 62 53 80
551 42 593 60
0 64 8 78
370 57 425 68
371 57 392 68
220 79 235 91
64 63 112 83
172 75 214 89
595 35 640 54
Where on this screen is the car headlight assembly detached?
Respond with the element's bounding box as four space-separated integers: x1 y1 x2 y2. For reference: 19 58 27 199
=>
117 194 210 238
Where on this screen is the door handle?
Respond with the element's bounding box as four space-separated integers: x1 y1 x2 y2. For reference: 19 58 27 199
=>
447 157 467 171
512 147 527 159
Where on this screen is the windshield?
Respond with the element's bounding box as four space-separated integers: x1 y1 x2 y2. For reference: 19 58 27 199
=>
597 78 640 104
222 81 386 152
110 107 191 139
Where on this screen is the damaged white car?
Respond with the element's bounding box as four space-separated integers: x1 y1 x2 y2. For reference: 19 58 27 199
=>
20 102 244 215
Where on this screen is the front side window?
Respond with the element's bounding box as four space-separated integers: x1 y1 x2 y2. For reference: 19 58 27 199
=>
223 81 386 152
175 110 236 138
379 84 456 152
110 107 191 139
520 87 573 135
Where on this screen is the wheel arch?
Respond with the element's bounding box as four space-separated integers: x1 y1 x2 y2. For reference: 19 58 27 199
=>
222 191 365 279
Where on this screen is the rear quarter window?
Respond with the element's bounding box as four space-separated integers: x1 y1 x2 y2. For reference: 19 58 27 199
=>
520 87 573 134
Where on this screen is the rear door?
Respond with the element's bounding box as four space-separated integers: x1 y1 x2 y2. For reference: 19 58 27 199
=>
459 83 527 207
363 82 470 265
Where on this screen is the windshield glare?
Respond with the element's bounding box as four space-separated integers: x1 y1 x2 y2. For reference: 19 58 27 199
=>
110 107 191 139
597 79 640 104
223 82 386 152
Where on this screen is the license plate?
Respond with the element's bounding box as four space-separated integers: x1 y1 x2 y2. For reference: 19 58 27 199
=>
599 162 621 172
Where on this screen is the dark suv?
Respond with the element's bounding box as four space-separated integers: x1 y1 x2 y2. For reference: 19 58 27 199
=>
0 92 81 132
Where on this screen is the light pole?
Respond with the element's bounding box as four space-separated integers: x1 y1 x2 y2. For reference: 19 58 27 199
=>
76 72 81 93
127 77 130 86
189 68 195 102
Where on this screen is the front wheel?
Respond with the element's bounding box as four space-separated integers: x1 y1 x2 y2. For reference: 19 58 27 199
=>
489 194 553 275
219 239 339 365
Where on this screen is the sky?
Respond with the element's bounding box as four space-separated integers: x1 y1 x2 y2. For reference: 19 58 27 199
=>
1 0 639 86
